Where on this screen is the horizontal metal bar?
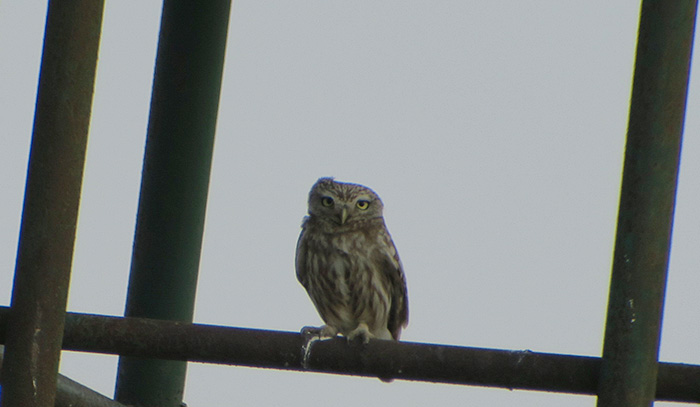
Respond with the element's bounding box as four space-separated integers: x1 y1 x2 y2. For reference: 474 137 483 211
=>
0 307 698 402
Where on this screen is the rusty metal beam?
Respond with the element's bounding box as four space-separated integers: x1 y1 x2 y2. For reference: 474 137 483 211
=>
597 0 697 406
0 2 104 406
1 309 699 403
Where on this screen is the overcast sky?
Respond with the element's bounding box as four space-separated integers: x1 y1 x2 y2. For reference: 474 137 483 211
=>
1 2 699 406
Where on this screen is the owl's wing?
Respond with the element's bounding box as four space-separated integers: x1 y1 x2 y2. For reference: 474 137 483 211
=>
295 227 310 289
378 234 409 341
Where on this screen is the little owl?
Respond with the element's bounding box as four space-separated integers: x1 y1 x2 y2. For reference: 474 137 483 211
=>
296 177 408 343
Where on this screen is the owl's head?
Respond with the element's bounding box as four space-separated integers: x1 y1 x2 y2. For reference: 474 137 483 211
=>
307 177 384 225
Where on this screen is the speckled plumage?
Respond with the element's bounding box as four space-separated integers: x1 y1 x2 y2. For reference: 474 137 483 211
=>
296 178 408 342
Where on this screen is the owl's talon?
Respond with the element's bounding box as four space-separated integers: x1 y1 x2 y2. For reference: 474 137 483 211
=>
347 322 374 344
300 325 339 370
319 324 339 338
300 325 337 340
300 326 321 337
300 327 320 370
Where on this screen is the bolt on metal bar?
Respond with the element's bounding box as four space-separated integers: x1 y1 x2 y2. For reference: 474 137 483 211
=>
1 309 699 403
0 2 104 406
113 1 231 406
0 346 128 407
597 1 698 406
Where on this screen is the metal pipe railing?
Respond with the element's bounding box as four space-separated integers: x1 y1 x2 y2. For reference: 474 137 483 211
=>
0 2 104 406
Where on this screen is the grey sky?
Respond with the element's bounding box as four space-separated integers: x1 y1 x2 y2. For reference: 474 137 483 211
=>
1 2 699 406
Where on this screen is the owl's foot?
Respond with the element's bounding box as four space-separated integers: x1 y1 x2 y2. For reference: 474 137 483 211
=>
300 325 337 339
319 324 339 338
300 325 338 370
347 322 374 344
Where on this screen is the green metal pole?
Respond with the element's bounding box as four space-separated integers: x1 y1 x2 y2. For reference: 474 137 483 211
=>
113 1 231 406
597 1 697 406
0 2 104 406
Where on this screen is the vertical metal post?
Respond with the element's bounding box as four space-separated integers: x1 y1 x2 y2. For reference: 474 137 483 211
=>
114 1 231 406
0 2 104 406
597 1 697 406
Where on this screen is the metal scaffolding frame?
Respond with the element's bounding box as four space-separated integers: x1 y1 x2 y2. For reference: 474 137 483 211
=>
0 0 697 406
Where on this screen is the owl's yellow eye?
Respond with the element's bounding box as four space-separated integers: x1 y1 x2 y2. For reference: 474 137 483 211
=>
321 197 334 207
356 200 370 210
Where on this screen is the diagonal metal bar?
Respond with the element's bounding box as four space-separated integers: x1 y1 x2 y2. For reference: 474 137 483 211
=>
597 0 697 406
114 1 231 406
0 346 127 407
0 2 104 406
54 375 126 407
1 309 699 403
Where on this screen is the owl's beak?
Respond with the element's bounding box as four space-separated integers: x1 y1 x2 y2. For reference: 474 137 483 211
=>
339 207 349 225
